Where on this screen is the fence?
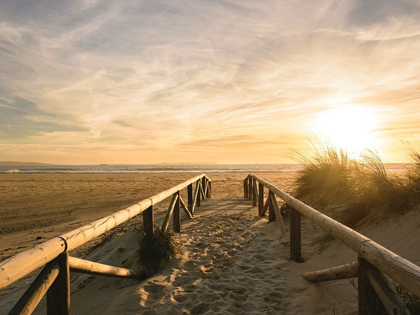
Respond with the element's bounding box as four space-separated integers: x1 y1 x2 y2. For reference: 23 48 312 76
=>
244 174 420 315
0 174 211 315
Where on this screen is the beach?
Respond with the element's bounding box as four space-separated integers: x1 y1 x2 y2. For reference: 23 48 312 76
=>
0 172 297 260
2 171 420 314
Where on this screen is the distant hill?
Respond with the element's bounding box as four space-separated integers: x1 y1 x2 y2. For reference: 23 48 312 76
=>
0 161 55 166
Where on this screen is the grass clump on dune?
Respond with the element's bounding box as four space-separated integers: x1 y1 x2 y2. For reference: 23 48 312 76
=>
137 226 182 276
405 144 420 203
293 141 363 206
289 139 415 228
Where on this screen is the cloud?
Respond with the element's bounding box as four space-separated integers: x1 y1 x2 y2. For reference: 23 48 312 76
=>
0 0 420 163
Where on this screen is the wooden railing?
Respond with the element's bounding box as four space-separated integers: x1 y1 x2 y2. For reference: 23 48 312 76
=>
0 174 211 315
244 174 420 315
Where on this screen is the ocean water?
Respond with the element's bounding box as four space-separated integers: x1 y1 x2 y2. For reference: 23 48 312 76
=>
0 163 410 174
0 164 304 174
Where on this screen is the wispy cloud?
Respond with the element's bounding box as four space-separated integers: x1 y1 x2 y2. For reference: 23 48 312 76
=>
0 0 420 163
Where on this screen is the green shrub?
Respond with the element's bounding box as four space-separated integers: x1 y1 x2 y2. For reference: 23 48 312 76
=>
137 226 181 276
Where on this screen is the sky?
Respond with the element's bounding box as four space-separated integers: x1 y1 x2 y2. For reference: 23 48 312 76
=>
1 0 420 164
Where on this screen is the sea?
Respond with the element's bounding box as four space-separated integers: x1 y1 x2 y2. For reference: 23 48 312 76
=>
0 164 302 174
0 163 410 174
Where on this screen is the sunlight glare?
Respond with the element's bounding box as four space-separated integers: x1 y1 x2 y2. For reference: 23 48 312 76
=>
312 105 378 152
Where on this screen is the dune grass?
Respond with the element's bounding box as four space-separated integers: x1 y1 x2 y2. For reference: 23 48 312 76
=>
137 226 182 276
289 139 418 228
290 140 420 308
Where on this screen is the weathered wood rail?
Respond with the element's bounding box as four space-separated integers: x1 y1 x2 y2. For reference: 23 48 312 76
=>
0 174 211 315
244 174 419 315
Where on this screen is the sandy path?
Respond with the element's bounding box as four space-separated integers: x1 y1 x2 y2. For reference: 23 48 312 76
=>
152 199 300 314
65 198 305 315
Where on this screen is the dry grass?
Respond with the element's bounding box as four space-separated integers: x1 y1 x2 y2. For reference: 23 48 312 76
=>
137 225 182 276
288 139 418 228
287 140 420 311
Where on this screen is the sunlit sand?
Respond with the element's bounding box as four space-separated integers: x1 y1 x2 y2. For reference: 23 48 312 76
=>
1 171 419 314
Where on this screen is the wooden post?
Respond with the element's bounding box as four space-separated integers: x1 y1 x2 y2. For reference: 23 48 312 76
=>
161 194 179 232
188 184 193 214
196 181 201 207
258 183 264 215
143 205 154 236
207 181 211 198
252 178 257 207
199 181 205 199
179 195 193 218
268 191 276 222
269 192 286 235
47 253 70 315
290 208 302 262
358 256 386 315
173 191 181 233
191 181 200 215
261 194 271 217
202 178 206 199
366 267 411 315
244 179 248 198
249 177 253 200
10 262 59 315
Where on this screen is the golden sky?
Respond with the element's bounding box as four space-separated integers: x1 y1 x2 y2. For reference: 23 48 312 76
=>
1 1 420 164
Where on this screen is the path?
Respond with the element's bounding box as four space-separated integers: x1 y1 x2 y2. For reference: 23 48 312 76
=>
68 198 303 314
150 198 301 314
42 197 356 314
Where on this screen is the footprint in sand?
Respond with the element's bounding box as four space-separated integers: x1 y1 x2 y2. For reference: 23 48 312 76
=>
200 271 220 280
212 252 231 264
183 283 197 292
227 248 239 256
172 276 191 286
237 264 251 271
195 241 207 249
172 292 189 302
190 302 209 314
143 283 166 294
200 292 219 303
224 285 247 295
200 266 214 273
229 291 248 302
238 301 257 312
264 291 282 304
252 253 265 260
207 283 224 291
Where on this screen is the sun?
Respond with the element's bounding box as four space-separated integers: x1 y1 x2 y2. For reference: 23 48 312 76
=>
312 105 378 152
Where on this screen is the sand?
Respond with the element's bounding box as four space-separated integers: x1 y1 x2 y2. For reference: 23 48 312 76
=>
0 172 296 260
1 172 419 314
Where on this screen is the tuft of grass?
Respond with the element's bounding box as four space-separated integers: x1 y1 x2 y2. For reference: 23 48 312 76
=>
137 226 182 276
290 139 417 229
405 144 420 204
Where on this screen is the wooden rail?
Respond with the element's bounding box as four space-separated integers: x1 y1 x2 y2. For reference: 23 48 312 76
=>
1 174 211 315
244 174 420 314
68 256 140 279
